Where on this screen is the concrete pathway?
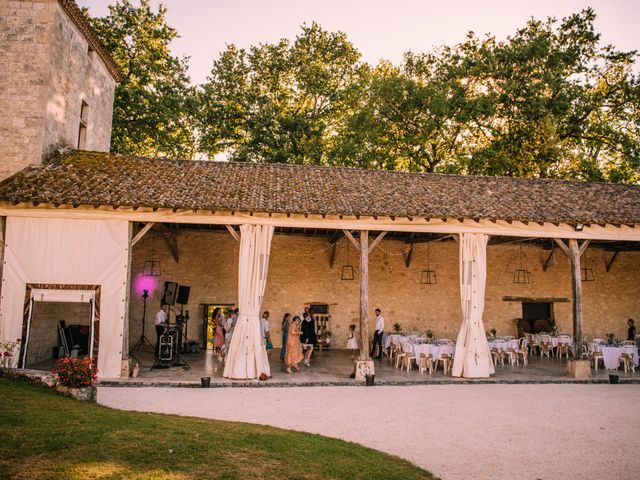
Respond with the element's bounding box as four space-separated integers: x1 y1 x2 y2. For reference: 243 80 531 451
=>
98 384 640 480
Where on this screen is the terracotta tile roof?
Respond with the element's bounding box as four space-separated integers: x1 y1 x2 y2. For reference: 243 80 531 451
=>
58 0 123 81
0 150 639 226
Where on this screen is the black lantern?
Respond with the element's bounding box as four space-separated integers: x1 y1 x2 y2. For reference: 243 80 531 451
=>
420 243 437 284
513 245 531 284
581 251 595 282
143 235 162 276
341 241 354 280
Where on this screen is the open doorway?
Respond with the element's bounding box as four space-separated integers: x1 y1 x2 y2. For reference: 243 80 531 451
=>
18 284 100 370
202 304 234 350
521 302 554 333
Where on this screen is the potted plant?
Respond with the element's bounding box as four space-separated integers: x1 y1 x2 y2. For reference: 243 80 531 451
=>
489 328 497 339
606 333 615 345
393 323 402 334
425 329 434 342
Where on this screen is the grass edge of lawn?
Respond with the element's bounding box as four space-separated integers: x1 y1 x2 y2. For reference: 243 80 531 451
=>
0 377 438 480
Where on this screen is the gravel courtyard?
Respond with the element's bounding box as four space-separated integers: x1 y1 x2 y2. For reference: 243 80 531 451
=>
98 384 640 479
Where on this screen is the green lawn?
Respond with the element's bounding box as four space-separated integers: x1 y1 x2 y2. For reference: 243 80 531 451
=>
0 378 436 480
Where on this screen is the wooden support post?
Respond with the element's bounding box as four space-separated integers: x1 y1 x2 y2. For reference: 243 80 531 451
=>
225 225 240 242
606 252 620 273
404 242 414 268
328 231 342 268
542 248 555 272
359 230 370 361
555 238 589 373
368 231 387 254
343 230 360 251
131 222 155 247
568 239 584 364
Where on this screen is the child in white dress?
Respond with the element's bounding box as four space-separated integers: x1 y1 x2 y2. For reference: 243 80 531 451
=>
346 324 359 358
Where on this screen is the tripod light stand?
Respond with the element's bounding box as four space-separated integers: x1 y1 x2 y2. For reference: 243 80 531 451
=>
131 289 154 352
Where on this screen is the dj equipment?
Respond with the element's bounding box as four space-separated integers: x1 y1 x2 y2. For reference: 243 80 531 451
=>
154 323 190 370
162 281 179 306
176 285 191 305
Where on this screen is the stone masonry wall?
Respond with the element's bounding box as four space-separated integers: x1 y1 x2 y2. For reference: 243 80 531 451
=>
128 231 640 351
27 300 90 366
44 2 114 155
0 0 54 180
0 0 115 181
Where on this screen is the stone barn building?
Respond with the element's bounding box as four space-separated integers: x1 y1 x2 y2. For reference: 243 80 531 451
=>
0 1 638 382
0 0 120 180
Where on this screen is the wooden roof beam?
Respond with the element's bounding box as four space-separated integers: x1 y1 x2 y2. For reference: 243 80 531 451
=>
605 252 620 273
131 222 155 247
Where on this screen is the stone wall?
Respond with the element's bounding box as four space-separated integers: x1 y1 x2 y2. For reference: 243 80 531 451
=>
128 230 640 351
27 300 90 366
43 2 114 155
0 0 115 181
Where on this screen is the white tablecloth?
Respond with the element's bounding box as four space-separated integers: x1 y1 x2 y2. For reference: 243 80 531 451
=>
488 340 519 351
602 346 639 370
385 334 422 349
534 335 574 348
410 343 455 361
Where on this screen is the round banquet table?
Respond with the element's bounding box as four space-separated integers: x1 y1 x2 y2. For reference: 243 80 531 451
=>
601 346 639 370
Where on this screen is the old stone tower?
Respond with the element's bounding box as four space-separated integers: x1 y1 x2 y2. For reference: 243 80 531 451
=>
0 0 120 180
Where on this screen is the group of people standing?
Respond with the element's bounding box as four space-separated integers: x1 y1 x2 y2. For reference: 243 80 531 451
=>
210 307 239 359
164 303 387 369
280 307 320 373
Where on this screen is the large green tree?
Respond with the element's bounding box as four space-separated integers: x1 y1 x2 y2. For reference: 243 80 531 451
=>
197 23 367 164
333 9 639 181
88 0 197 158
465 9 639 182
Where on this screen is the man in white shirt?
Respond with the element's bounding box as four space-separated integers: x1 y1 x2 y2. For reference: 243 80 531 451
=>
370 308 384 359
154 303 169 356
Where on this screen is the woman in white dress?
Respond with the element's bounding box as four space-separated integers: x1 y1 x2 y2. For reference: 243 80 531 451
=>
347 324 359 359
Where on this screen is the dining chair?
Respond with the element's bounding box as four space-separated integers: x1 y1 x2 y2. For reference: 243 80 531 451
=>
619 353 635 373
503 347 518 366
590 345 604 371
437 353 452 375
556 336 571 359
526 333 540 356
515 337 528 366
490 345 504 366
418 353 434 374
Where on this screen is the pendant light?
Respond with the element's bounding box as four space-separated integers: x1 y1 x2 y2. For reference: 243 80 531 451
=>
513 245 531 284
581 250 595 282
143 234 162 276
341 239 354 281
420 243 437 284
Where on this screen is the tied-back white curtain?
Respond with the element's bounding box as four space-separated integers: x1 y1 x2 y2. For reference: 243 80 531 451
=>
452 233 494 378
223 224 274 379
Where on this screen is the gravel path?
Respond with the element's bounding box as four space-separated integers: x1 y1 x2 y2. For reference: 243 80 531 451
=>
98 384 640 479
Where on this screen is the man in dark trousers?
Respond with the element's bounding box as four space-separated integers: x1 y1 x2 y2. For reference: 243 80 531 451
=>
370 308 384 359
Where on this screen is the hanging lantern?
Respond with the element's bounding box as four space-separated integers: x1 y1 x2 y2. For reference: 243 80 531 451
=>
420 243 437 284
513 245 531 284
143 234 162 276
341 240 354 281
581 251 595 282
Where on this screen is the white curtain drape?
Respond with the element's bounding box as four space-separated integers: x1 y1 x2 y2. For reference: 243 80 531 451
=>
452 233 494 378
0 217 129 378
223 224 274 379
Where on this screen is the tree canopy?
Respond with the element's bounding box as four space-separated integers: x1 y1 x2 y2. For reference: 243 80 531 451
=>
88 5 639 182
87 0 197 158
